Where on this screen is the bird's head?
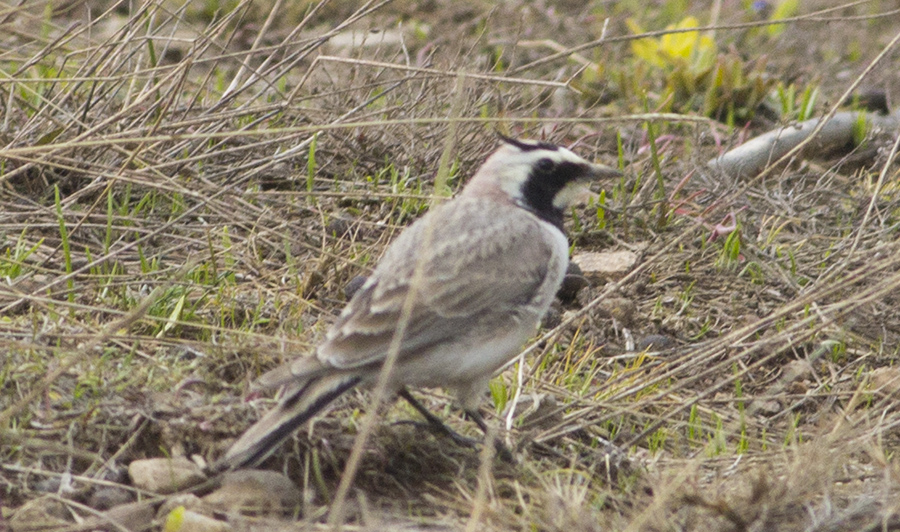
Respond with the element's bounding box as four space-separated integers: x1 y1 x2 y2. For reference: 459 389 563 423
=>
461 135 622 228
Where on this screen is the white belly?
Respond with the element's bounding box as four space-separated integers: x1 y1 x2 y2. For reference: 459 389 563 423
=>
385 219 568 408
393 318 536 384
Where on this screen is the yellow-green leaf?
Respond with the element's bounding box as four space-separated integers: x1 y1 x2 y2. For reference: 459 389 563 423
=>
627 18 665 67
156 294 186 339
768 0 799 36
164 506 185 532
660 17 700 60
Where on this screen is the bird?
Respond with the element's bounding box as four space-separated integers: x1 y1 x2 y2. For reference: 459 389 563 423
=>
212 135 622 472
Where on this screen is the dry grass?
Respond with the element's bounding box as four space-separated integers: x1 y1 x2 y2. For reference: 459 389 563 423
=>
2 0 900 530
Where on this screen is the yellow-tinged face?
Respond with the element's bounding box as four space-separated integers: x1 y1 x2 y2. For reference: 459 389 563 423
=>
462 137 620 227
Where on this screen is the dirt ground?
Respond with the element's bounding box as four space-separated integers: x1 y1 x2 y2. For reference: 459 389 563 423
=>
2 0 900 530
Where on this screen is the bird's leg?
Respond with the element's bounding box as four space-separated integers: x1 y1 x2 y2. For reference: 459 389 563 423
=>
462 407 489 432
463 408 514 463
397 389 480 448
397 389 514 461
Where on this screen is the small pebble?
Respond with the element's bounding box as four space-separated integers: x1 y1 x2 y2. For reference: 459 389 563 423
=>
325 217 353 238
128 457 207 494
344 275 368 300
634 334 675 352
89 487 134 510
203 469 301 517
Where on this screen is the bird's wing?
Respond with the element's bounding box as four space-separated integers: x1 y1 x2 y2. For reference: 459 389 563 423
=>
253 353 330 390
318 197 566 369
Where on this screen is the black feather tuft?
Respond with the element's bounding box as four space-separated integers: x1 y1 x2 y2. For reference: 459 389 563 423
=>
521 161 592 231
497 134 560 153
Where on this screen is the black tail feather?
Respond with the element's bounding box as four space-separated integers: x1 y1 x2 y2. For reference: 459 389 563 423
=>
210 373 361 474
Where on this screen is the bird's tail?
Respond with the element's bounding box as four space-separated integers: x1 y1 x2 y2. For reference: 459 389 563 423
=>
210 373 361 473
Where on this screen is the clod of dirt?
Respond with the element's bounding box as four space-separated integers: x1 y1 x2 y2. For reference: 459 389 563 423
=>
202 469 302 517
597 297 637 327
557 262 590 304
845 89 890 115
128 457 207 494
344 275 368 300
325 217 354 238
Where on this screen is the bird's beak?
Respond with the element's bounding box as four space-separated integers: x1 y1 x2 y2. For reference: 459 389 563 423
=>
569 162 623 205
585 162 623 181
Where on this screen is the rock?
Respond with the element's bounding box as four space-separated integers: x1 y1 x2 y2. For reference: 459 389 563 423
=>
91 501 155 532
753 399 783 416
869 367 900 397
9 496 69 531
634 334 675 352
89 486 134 510
202 469 301 517
571 250 637 283
128 457 206 494
782 359 812 388
164 507 232 532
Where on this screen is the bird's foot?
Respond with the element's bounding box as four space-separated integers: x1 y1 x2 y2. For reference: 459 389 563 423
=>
490 439 515 463
392 419 480 448
393 419 513 462
396 389 515 462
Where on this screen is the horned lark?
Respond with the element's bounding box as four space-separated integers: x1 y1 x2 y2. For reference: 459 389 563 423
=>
214 136 621 471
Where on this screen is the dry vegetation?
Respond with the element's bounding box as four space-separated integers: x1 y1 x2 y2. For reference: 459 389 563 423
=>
2 0 900 530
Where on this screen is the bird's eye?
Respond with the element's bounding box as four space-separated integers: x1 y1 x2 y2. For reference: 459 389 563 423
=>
536 158 555 173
